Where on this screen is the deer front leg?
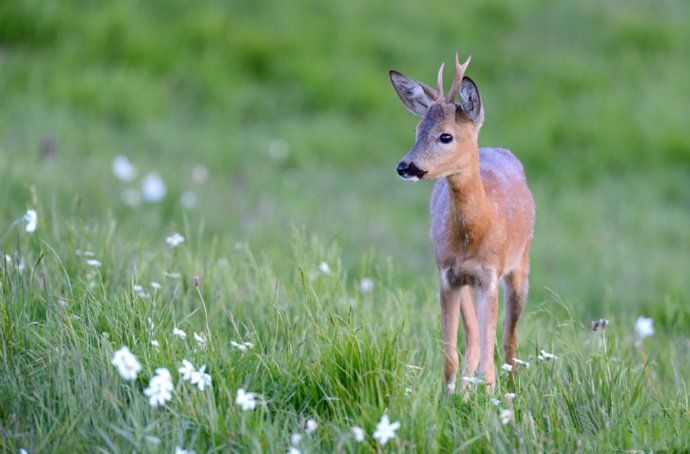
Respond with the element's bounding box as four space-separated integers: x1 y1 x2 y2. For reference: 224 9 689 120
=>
440 283 461 393
459 285 479 390
477 276 499 392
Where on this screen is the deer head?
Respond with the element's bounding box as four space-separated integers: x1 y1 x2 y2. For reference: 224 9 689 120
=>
390 53 484 180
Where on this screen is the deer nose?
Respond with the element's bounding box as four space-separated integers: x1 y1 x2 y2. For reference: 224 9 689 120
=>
397 161 427 179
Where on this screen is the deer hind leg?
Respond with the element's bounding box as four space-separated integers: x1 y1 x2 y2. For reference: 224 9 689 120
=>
502 246 530 369
440 283 461 393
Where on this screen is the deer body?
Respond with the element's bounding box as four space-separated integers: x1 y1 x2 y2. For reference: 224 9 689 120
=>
390 55 535 392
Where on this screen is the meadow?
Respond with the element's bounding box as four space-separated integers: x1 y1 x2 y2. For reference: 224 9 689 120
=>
1 0 689 452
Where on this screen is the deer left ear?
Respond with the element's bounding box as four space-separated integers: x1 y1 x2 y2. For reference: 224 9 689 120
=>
459 77 483 124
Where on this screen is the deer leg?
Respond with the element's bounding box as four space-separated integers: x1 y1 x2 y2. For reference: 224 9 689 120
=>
477 277 499 391
459 285 479 390
440 283 461 393
503 248 530 368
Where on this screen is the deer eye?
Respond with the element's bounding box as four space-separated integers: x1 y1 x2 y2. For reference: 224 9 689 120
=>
439 133 453 144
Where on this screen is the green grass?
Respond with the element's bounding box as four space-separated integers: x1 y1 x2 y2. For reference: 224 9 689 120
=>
1 0 690 452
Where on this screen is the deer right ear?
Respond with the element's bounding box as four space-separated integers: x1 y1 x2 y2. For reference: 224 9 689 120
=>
389 70 437 117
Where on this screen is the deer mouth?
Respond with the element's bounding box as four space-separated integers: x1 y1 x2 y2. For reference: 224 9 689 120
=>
396 161 428 180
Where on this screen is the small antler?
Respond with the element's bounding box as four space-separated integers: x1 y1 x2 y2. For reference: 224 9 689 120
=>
446 52 472 103
436 62 445 100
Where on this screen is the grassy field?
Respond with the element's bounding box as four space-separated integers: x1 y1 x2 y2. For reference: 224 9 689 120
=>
1 0 689 452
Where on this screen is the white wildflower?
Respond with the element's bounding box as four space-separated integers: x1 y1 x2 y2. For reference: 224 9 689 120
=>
141 172 166 202
231 340 254 352
501 363 513 372
286 448 300 454
180 190 198 209
144 368 174 407
405 387 412 396
538 350 558 361
133 284 144 294
111 346 142 381
290 433 303 445
23 209 38 233
164 271 181 279
148 317 155 334
19 450 29 454
190 365 212 391
513 358 530 368
500 408 514 425
151 339 160 349
194 332 207 349
462 376 485 385
179 359 195 381
350 426 365 442
491 398 501 406
166 233 184 247
192 164 209 183
635 316 654 339
172 327 187 339
144 435 161 445
407 364 422 371
121 189 142 207
175 446 195 454
235 388 258 411
151 281 162 290
305 419 318 434
359 277 374 293
373 414 400 446
86 259 102 267
505 392 516 401
112 155 136 181
318 262 331 274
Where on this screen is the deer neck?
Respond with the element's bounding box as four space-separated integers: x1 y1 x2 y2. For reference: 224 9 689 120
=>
445 148 489 237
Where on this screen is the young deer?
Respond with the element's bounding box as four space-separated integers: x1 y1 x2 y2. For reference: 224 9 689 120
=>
389 54 535 393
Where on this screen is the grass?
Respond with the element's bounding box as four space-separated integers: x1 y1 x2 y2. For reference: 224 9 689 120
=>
1 0 690 452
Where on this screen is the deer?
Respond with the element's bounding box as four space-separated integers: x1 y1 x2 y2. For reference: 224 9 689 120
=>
389 53 535 393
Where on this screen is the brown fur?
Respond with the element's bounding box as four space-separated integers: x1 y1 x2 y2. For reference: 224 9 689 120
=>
390 55 535 392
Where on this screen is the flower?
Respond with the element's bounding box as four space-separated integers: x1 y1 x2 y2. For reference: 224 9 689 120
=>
175 446 196 454
305 419 318 434
194 332 207 349
501 363 513 372
141 172 166 202
179 360 196 381
151 281 162 290
144 368 174 407
231 340 254 352
86 259 102 267
513 358 530 368
236 388 258 411
172 327 187 339
180 191 198 209
635 316 654 339
166 233 184 247
359 277 374 293
351 426 365 442
318 262 331 274
23 209 37 233
112 155 136 181
192 164 209 184
111 346 142 381
151 339 160 349
121 189 142 207
538 350 558 361
461 376 485 385
287 448 300 454
147 317 155 334
290 433 303 445
504 392 516 401
190 365 212 391
373 414 400 445
491 398 501 406
500 409 514 425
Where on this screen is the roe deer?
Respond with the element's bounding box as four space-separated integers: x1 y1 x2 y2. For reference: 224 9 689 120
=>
389 53 535 393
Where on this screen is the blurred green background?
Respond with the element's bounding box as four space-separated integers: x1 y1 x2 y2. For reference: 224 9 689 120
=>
1 0 689 322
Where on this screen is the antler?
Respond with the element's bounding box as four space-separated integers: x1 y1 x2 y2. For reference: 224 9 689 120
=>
446 52 472 103
436 62 445 100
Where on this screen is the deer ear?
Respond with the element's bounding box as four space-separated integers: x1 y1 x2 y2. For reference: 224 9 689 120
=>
459 77 483 123
389 70 437 117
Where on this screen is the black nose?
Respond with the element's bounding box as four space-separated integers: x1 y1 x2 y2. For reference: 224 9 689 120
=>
397 161 427 178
